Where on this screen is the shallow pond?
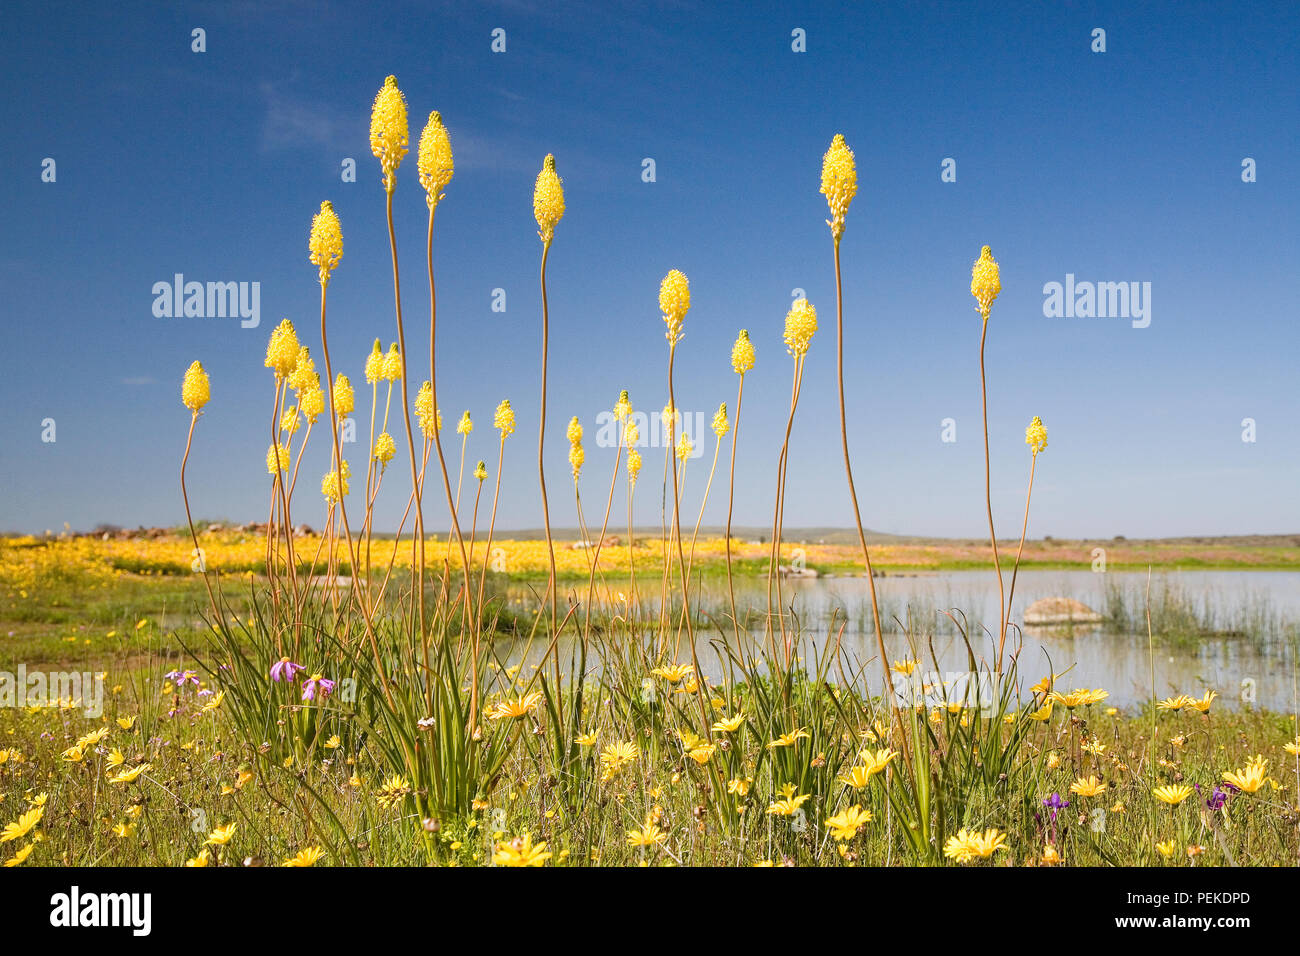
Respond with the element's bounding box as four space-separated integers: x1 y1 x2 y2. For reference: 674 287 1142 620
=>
494 570 1300 711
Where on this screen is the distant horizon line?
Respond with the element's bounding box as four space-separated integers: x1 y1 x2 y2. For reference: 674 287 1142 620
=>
9 521 1299 546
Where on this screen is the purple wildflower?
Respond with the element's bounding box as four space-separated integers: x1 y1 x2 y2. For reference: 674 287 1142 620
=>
270 657 305 682
301 674 335 702
1042 792 1070 821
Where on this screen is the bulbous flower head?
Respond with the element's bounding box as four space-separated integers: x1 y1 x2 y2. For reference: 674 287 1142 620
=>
1025 416 1048 454
783 299 818 356
370 76 409 192
364 339 384 385
414 382 437 438
626 447 642 486
309 201 343 284
266 442 290 475
711 402 730 438
265 320 300 378
373 431 396 465
624 418 640 447
970 245 1001 317
280 406 301 435
566 416 583 445
457 411 473 436
494 399 516 437
288 347 316 394
382 342 403 383
533 154 565 243
613 389 632 422
474 460 487 482
675 431 693 462
300 385 324 424
418 111 454 210
659 269 690 346
731 329 755 375
332 373 354 418
821 134 858 241
322 460 351 503
569 440 584 481
182 361 210 412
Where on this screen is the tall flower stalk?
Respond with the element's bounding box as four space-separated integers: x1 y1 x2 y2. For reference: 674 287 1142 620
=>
310 201 386 692
1003 416 1047 668
533 154 565 642
659 270 710 731
725 330 754 643
971 245 1006 672
179 361 219 621
371 76 432 640
821 134 905 755
766 299 815 663
681 402 728 634
417 108 475 695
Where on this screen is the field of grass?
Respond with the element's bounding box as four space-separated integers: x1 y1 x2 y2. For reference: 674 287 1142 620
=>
4 529 1300 868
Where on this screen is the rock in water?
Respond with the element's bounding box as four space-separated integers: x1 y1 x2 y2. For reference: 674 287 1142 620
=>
1023 597 1102 626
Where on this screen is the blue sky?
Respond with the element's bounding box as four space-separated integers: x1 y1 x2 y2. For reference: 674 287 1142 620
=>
1 0 1297 538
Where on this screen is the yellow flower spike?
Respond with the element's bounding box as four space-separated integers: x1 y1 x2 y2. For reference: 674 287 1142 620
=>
494 399 516 437
321 460 351 503
181 361 210 412
569 439 584 481
613 389 632 422
288 347 316 393
820 133 857 241
731 329 755 374
370 75 409 193
309 201 344 285
661 401 679 437
626 447 642 485
624 418 640 446
658 269 690 346
711 402 730 438
970 245 1001 319
300 385 324 424
266 443 290 475
417 110 454 211
332 373 354 418
414 382 437 438
372 432 396 466
264 319 300 378
566 416 583 445
474 460 487 482
675 431 693 462
382 342 402 383
783 298 818 356
364 339 383 385
457 411 473 436
279 406 301 435
533 153 565 244
1025 415 1047 454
